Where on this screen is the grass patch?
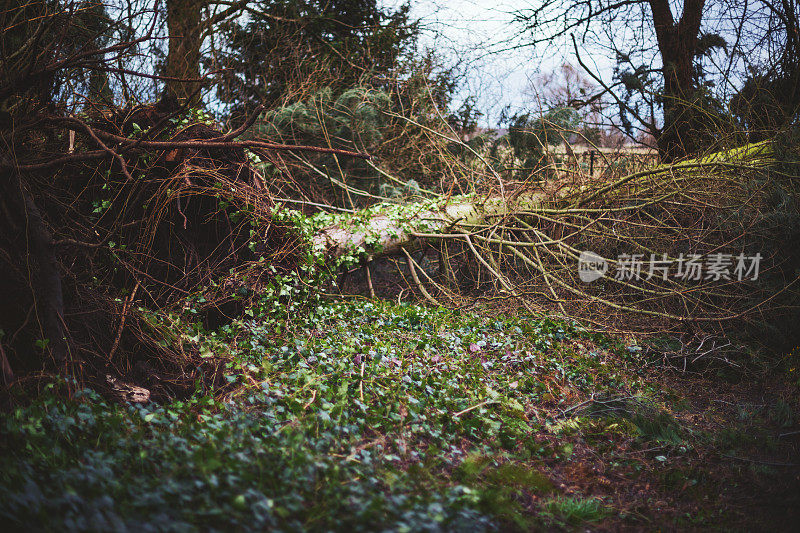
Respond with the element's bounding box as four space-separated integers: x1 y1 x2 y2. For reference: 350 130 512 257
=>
542 496 611 526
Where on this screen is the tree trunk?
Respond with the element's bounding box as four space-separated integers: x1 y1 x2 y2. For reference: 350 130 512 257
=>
164 0 205 106
1 172 68 366
649 0 705 161
312 192 549 262
311 139 771 263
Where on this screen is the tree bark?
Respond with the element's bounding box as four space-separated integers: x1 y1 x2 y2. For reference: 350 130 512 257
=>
649 0 705 161
164 0 206 106
312 192 549 261
2 171 68 365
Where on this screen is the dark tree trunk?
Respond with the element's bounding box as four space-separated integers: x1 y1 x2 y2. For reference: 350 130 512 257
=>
164 0 206 106
649 0 705 161
1 171 68 366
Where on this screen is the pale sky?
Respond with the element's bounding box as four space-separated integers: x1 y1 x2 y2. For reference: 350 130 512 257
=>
387 0 762 129
381 0 612 126
408 1 536 120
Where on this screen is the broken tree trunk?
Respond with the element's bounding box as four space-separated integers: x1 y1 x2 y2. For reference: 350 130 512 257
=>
311 191 550 262
302 143 787 331
309 141 775 263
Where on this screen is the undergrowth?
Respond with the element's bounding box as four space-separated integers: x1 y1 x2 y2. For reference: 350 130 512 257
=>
2 284 797 531
0 288 649 531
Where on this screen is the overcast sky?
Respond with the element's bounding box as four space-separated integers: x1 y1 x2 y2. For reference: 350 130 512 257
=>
381 0 602 126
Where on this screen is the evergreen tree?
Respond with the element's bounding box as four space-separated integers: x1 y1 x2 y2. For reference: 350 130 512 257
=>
213 0 417 123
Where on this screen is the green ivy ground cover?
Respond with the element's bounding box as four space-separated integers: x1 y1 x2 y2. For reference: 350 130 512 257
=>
2 295 797 531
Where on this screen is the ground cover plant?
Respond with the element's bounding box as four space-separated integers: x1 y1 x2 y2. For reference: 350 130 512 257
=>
3 289 799 530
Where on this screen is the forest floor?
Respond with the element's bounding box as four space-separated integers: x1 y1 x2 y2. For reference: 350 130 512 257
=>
1 289 798 531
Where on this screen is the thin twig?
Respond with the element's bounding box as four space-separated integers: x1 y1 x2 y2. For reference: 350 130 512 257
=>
107 283 139 362
365 261 376 299
402 247 441 307
0 341 14 386
453 399 498 418
722 454 800 468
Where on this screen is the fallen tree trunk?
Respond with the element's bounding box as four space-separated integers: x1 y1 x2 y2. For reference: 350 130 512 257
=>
304 145 796 340
310 142 776 265
311 191 550 263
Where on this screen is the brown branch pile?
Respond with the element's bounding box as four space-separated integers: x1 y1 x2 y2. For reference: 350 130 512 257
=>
0 0 371 396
